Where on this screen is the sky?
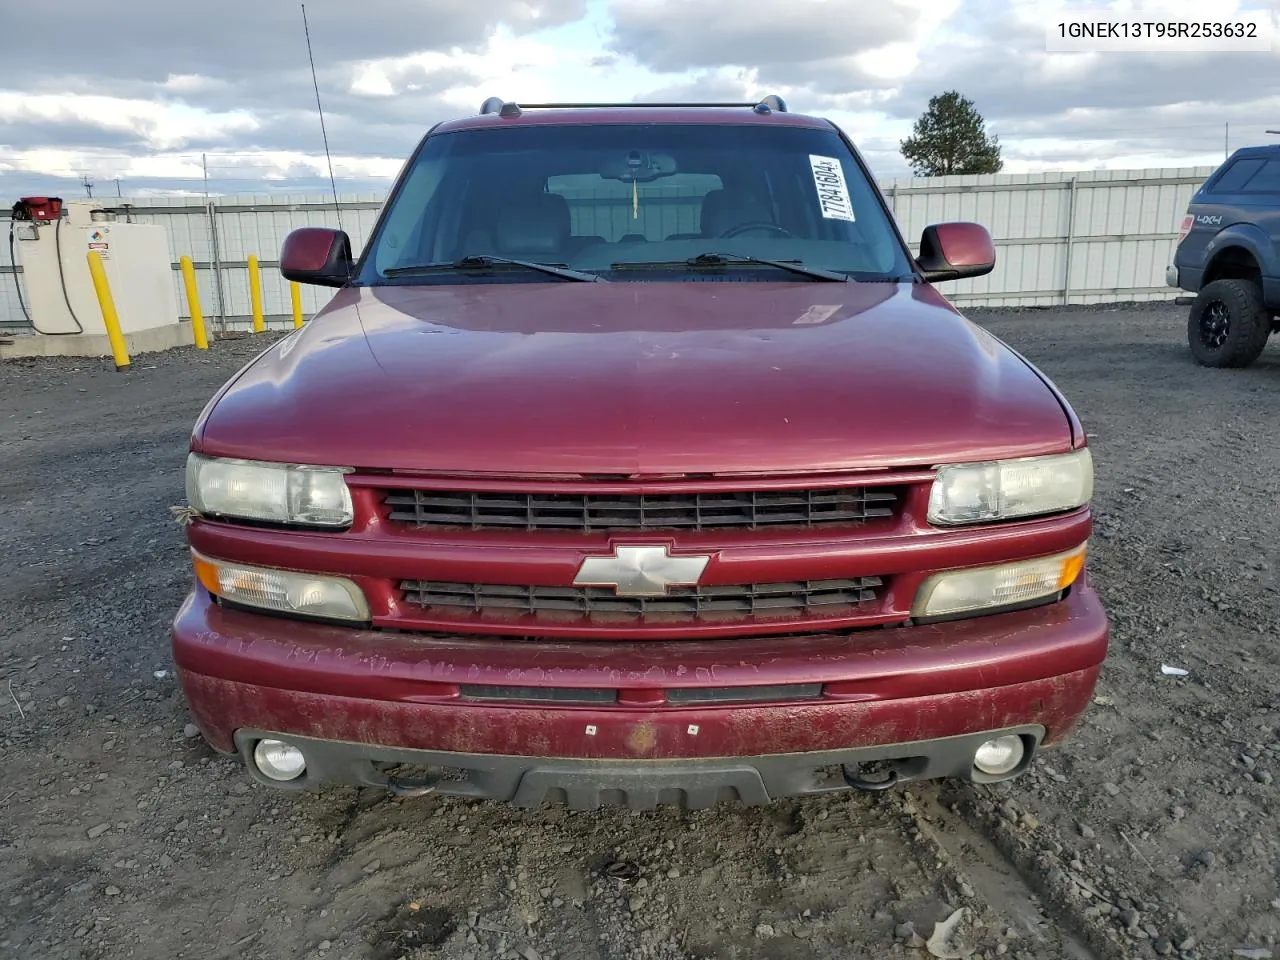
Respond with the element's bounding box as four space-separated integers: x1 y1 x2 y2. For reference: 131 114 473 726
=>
1 0 1279 199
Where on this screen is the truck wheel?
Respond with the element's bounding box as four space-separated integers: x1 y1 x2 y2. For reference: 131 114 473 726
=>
1187 278 1271 368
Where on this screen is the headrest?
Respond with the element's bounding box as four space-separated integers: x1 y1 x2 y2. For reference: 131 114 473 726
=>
496 193 571 256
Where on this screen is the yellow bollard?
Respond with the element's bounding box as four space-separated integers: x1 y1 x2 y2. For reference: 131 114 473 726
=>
86 251 130 371
179 255 209 350
247 254 265 333
290 280 304 328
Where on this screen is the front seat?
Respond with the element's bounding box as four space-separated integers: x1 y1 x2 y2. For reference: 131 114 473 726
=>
495 193 572 260
700 188 776 237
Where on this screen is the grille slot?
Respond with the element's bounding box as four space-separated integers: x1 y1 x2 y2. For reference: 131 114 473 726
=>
400 576 883 622
384 487 899 532
667 684 823 704
459 685 618 704
453 684 823 705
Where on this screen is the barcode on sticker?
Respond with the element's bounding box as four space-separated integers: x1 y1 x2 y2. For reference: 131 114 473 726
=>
809 155 855 222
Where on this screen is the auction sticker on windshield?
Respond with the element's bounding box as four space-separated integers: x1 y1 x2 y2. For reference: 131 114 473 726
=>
809 155 855 222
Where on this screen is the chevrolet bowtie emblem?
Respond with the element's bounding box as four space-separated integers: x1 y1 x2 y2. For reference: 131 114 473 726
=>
573 544 712 597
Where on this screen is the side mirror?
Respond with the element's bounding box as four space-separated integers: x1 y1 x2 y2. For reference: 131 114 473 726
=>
280 227 353 287
916 222 996 283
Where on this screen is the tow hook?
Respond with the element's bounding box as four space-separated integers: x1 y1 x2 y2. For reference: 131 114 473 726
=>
385 776 438 798
362 769 440 798
842 761 902 791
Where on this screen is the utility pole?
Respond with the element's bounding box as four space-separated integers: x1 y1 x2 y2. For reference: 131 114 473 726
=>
115 178 122 198
81 174 94 198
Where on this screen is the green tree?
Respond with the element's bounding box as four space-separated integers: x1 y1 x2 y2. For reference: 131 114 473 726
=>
900 91 1003 177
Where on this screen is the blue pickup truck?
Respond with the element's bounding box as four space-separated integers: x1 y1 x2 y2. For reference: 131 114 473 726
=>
1168 144 1280 368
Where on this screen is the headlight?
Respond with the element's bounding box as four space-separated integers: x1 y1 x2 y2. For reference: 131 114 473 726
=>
927 448 1093 526
186 454 353 527
192 551 370 622
912 544 1087 619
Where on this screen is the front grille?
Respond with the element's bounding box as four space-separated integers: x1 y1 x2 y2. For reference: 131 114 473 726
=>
399 576 883 622
384 486 898 532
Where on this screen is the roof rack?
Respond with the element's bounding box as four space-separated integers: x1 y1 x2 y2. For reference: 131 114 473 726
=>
478 95 788 118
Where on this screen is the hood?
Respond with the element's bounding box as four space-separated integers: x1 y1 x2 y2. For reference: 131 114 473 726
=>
195 281 1075 475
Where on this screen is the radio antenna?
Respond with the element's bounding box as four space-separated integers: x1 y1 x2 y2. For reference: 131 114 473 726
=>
301 3 344 232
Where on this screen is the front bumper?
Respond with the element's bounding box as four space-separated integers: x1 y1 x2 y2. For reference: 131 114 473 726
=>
1166 264 1179 287
172 583 1108 806
233 725 1048 809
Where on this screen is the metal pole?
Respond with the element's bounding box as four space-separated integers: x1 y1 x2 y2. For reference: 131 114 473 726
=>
1224 122 1229 159
208 200 227 335
1063 177 1078 306
202 153 229 334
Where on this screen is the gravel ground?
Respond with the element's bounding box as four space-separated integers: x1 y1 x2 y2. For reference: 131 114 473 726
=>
1 303 1278 960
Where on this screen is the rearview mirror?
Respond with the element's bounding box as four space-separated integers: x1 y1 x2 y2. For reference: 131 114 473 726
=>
280 227 353 287
599 150 678 182
916 222 996 283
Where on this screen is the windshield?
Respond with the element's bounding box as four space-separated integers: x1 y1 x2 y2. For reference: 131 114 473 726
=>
358 122 914 284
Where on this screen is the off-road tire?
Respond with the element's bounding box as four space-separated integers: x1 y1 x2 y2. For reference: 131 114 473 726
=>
1187 278 1271 368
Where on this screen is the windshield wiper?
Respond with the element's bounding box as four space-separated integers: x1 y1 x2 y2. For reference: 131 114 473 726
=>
689 253 851 281
611 253 851 282
384 255 602 282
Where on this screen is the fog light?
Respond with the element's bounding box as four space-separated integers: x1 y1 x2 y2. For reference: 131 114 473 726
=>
973 735 1025 776
253 739 306 781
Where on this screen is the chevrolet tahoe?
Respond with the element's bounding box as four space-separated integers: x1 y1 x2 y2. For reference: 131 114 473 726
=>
171 96 1109 809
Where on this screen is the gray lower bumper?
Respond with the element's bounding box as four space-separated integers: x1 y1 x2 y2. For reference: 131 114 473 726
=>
232 726 1046 810
1166 264 1180 287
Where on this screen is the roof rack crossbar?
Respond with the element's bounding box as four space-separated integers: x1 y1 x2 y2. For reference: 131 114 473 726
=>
515 102 758 108
477 97 789 115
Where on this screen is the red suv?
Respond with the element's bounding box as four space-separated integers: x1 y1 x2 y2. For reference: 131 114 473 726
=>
172 96 1107 808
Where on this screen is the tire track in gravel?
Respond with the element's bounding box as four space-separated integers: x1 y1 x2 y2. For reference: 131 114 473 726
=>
970 304 1280 960
289 788 1101 960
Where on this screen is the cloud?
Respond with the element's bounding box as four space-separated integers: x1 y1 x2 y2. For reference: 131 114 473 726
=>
608 0 962 94
0 20 597 182
161 74 232 95
0 120 152 152
632 70 758 103
0 0 587 87
3 0 1280 201
871 0 1280 168
0 92 258 151
886 6 1280 122
0 144 402 191
608 0 919 72
0 1 592 177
